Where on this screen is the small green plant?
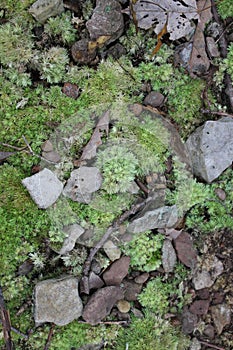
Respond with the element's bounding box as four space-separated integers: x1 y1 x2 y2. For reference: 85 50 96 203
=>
44 12 77 45
122 231 164 272
96 145 139 194
114 312 190 350
217 0 233 19
39 46 69 83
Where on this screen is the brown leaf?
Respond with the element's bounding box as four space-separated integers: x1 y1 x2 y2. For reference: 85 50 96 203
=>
151 22 167 57
188 0 212 76
0 151 15 164
80 110 110 161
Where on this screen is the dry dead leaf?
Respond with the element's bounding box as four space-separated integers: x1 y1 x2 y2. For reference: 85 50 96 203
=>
80 110 110 161
151 22 168 56
188 0 212 76
132 0 199 40
0 151 15 164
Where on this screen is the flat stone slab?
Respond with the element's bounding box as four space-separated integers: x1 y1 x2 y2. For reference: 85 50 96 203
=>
186 117 233 183
29 0 64 23
22 168 63 209
34 277 83 326
59 224 85 255
63 167 102 203
127 205 178 233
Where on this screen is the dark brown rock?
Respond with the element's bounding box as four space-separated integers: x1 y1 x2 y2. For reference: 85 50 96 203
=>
212 292 225 305
89 272 104 290
196 288 210 300
144 91 165 107
82 286 123 325
62 82 80 99
71 39 97 64
203 324 215 339
122 280 143 301
174 232 197 268
86 0 124 45
134 273 149 284
103 256 130 285
189 300 209 315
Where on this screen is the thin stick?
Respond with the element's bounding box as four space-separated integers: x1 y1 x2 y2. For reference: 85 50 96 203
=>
82 200 146 277
0 142 28 152
0 286 14 350
201 109 233 117
44 324 55 350
198 340 225 350
22 135 58 164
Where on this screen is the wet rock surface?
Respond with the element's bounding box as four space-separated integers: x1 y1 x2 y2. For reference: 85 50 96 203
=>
34 277 83 326
22 168 63 209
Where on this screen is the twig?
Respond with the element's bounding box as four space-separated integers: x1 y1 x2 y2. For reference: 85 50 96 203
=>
201 109 233 117
211 0 233 112
82 200 146 277
0 142 28 152
22 135 58 165
135 178 149 195
44 324 55 350
198 340 225 350
0 285 14 350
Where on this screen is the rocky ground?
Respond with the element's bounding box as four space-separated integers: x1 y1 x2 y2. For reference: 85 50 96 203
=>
0 0 233 350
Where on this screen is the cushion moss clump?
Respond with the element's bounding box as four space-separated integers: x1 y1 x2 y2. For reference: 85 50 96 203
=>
114 313 190 350
122 231 164 272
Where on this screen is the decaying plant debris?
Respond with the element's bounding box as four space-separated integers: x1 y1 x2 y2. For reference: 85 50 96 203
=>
0 0 233 349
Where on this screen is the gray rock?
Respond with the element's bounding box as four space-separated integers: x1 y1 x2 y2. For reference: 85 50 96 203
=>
189 338 201 350
127 205 178 233
22 168 63 209
192 270 214 290
63 167 102 203
144 91 165 107
42 150 61 163
206 37 220 58
103 240 121 261
211 304 231 334
29 0 64 23
89 272 104 290
86 0 124 46
41 140 53 152
186 117 233 182
82 286 123 325
34 277 83 326
59 224 85 255
182 308 198 334
162 239 177 273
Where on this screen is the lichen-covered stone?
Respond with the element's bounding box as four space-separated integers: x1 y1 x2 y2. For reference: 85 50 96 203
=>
34 277 83 326
29 0 64 23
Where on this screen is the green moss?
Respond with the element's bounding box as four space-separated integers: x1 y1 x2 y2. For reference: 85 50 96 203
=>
114 313 190 350
122 231 164 272
44 12 77 45
217 0 233 19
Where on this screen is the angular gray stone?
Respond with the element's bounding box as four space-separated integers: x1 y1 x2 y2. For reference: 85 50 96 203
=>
127 205 178 233
186 117 233 183
211 304 231 335
103 240 121 261
63 167 102 203
144 91 165 107
192 270 214 290
34 277 83 326
59 224 85 255
29 0 64 23
22 168 63 209
162 239 177 273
